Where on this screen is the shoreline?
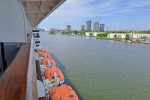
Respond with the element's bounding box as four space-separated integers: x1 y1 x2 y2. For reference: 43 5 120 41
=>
96 37 150 44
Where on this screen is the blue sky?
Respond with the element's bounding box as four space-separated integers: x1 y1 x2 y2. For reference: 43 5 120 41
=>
39 0 150 30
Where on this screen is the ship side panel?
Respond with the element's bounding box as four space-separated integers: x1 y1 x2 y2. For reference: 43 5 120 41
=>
0 0 32 42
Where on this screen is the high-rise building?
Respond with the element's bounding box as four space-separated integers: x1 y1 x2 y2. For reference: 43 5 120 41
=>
66 24 71 31
100 24 105 32
81 25 85 31
93 21 100 31
86 20 92 31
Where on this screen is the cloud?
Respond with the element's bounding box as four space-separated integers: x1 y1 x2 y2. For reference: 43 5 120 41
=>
39 0 150 29
51 0 150 17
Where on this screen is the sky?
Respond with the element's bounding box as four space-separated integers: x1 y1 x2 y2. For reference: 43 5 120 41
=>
39 0 150 30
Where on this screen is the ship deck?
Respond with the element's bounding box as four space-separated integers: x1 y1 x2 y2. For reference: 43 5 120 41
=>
0 35 38 100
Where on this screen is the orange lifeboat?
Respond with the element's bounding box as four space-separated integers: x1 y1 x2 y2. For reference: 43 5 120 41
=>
38 48 43 52
43 49 48 53
46 53 51 59
38 48 48 53
39 53 46 58
41 58 56 67
44 67 64 82
39 52 51 58
49 58 56 67
49 84 79 100
41 58 49 66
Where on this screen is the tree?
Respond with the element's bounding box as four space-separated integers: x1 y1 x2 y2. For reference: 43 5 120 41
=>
97 32 109 37
79 31 85 36
49 31 55 34
114 34 116 38
73 30 78 35
89 33 93 36
125 34 130 40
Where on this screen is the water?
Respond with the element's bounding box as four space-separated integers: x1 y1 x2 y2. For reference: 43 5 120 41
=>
40 32 150 100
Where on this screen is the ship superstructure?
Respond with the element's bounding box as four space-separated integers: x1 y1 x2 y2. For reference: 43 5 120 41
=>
0 0 80 100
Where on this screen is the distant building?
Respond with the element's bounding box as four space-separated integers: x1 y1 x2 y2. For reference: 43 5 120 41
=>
86 20 92 31
116 34 126 38
67 24 71 31
107 33 150 39
100 24 105 32
107 34 116 38
44 28 50 32
130 34 150 39
93 21 100 31
107 33 126 39
49 28 62 34
81 25 85 31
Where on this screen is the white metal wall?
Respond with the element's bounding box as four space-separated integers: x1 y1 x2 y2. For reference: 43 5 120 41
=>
0 0 32 42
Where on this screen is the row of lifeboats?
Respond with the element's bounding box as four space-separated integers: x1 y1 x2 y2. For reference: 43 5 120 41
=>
37 48 79 100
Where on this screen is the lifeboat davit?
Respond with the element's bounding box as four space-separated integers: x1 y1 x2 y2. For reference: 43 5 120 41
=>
49 84 79 100
44 67 64 82
41 58 56 67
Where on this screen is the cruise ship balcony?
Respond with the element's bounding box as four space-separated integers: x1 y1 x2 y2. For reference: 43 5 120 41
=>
0 0 66 100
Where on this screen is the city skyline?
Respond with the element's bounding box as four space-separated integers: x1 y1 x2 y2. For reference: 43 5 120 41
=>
65 20 104 31
39 0 150 30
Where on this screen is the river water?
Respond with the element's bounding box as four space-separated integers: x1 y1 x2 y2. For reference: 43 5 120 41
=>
40 32 150 100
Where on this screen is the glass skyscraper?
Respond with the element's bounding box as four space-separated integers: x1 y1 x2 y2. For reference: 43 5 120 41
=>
93 21 100 31
81 25 85 31
86 20 92 31
100 24 105 32
66 24 71 31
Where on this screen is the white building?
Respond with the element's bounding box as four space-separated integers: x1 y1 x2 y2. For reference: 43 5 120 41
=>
85 32 100 37
107 34 116 38
108 33 150 39
116 34 126 38
107 33 126 39
131 34 150 39
44 28 50 32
